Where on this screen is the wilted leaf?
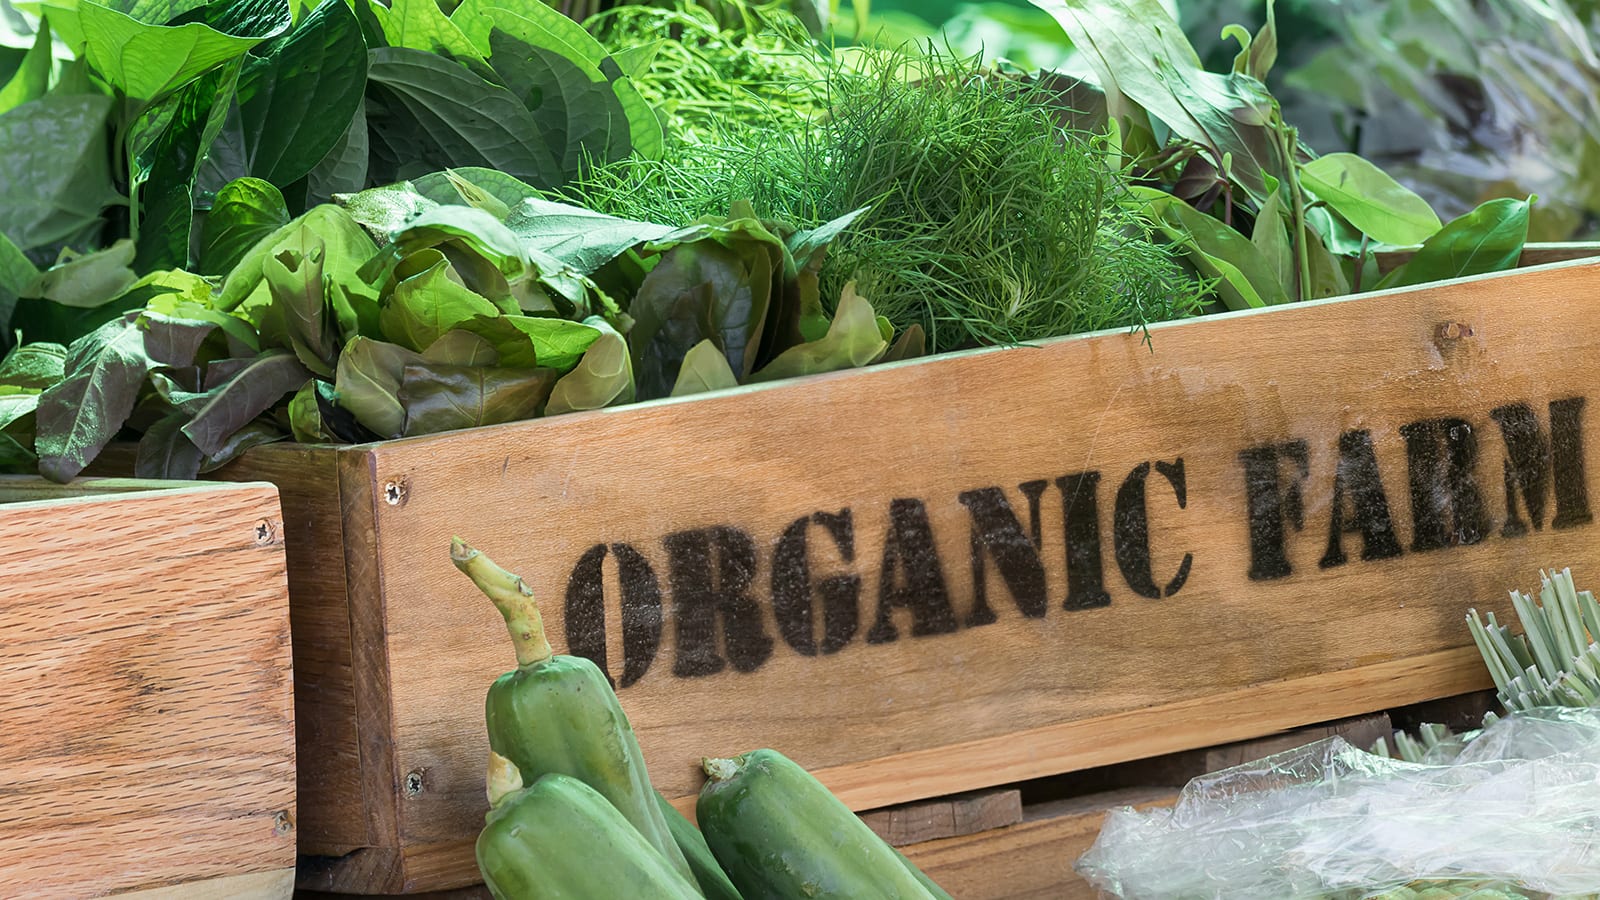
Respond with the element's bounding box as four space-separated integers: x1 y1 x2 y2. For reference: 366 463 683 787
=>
545 316 632 415
669 339 739 398
334 336 421 438
398 362 556 435
749 285 890 383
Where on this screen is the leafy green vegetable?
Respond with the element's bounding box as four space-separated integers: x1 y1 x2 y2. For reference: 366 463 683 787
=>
1133 186 1286 309
669 337 739 397
76 0 289 102
199 177 290 275
181 348 307 456
0 16 51 113
22 240 137 308
379 255 502 351
334 335 420 439
1381 197 1533 290
0 92 118 252
228 0 367 186
397 362 556 435
545 315 632 415
1298 153 1441 248
749 283 887 382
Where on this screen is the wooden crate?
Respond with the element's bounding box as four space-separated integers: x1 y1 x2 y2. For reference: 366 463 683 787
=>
0 477 297 898
207 260 1600 892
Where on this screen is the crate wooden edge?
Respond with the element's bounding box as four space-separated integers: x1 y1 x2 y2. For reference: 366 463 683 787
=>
0 475 282 508
109 868 296 900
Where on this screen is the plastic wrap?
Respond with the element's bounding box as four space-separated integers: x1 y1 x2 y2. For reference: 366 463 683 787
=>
1075 708 1600 899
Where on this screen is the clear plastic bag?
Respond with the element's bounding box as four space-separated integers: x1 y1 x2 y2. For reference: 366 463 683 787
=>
1075 708 1600 899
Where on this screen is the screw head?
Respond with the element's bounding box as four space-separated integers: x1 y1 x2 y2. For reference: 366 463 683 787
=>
404 770 424 797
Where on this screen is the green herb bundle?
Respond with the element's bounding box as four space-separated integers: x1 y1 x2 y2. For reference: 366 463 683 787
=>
568 47 1207 353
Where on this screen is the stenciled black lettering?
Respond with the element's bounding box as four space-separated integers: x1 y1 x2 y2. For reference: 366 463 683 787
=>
1320 429 1404 568
960 485 1048 627
664 526 774 677
1400 418 1489 552
1238 440 1310 581
771 509 861 656
563 542 663 688
867 498 958 644
1113 459 1194 599
1550 397 1593 529
1490 398 1593 534
1057 471 1109 610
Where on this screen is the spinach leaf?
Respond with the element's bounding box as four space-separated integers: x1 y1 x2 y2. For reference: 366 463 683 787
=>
334 335 419 438
669 339 739 398
545 316 632 415
378 255 501 351
181 347 308 455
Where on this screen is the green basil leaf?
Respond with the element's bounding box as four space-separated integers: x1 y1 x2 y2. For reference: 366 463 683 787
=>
1299 152 1442 247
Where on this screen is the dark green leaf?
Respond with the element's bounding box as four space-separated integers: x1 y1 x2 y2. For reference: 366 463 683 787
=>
199 177 290 276
545 316 631 416
180 349 309 456
365 46 562 189
198 418 284 470
1382 197 1532 289
235 0 367 185
0 93 118 251
135 411 204 478
669 339 738 398
398 362 555 436
133 59 241 271
304 97 369 207
35 311 216 482
78 0 289 101
1299 152 1441 247
334 336 421 438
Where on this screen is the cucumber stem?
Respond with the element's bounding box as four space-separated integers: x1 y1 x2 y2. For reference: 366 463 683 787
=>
701 757 742 783
487 751 525 808
452 537 553 667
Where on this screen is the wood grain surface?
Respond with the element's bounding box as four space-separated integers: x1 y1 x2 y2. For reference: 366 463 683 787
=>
0 478 296 898
245 260 1600 890
902 788 1181 899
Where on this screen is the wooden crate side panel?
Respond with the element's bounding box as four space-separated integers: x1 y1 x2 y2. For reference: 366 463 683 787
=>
901 788 1180 899
0 485 296 895
363 264 1600 876
213 445 370 854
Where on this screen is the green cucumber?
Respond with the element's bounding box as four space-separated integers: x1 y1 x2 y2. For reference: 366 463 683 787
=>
477 753 702 900
697 749 943 900
453 539 696 886
658 790 744 900
891 846 954 900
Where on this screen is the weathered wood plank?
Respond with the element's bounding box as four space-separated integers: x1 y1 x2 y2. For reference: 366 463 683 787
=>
267 260 1600 889
902 788 1180 899
0 479 296 897
862 789 1024 847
